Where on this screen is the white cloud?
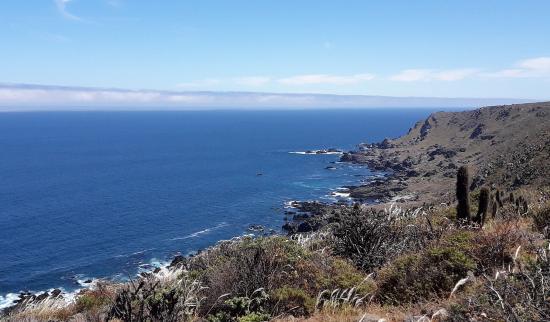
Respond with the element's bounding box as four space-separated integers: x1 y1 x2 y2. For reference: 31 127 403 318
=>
389 68 478 82
390 58 550 81
233 76 271 86
481 68 529 79
277 73 375 85
483 57 550 79
54 0 82 21
518 57 550 71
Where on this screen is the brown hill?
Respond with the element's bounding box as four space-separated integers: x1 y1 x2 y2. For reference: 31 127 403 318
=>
342 102 550 204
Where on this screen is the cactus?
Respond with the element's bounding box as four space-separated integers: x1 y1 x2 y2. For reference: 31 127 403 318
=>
496 189 503 207
456 165 471 223
522 199 528 213
515 195 529 214
475 187 490 226
491 195 498 218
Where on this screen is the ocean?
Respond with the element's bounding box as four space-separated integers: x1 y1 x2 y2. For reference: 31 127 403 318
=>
0 108 439 307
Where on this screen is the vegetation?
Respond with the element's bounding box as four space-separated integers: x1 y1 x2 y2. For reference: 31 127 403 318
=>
3 172 550 321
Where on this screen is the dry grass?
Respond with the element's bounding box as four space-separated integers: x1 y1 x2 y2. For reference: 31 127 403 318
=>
4 185 550 321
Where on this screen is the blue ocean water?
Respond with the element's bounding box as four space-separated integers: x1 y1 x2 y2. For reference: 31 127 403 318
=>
0 109 437 303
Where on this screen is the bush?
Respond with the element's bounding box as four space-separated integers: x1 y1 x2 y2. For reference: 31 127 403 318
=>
376 230 476 304
107 273 204 322
270 287 315 316
238 312 271 322
332 206 433 272
181 235 371 319
207 289 270 322
74 289 111 313
473 219 525 271
188 236 309 314
447 246 550 321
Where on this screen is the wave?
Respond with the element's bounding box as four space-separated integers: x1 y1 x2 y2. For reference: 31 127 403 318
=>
0 293 20 310
0 286 82 311
168 222 228 241
288 149 343 155
327 187 352 200
284 200 300 209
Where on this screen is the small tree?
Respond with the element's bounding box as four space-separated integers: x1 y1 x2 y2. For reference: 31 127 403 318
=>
456 166 471 223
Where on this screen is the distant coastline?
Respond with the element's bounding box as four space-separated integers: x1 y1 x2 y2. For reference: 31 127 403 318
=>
0 83 535 111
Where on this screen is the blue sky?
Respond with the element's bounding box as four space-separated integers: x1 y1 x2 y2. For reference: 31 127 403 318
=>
1 0 550 107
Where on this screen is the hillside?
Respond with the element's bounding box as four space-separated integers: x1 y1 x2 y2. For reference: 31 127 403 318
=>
342 102 550 204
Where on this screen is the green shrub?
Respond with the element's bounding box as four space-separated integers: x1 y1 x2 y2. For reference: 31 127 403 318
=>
74 290 110 313
189 236 309 314
238 312 271 322
332 206 433 272
324 258 374 295
207 290 270 322
376 230 476 304
270 287 315 316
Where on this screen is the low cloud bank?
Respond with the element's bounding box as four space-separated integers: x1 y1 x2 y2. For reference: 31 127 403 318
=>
0 83 533 111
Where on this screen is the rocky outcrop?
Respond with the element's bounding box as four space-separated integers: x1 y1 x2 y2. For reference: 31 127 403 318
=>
338 102 550 205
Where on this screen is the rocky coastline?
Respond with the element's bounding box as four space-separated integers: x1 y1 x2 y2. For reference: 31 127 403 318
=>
281 102 550 235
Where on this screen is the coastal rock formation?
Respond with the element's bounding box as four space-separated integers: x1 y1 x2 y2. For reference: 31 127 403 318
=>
341 102 550 204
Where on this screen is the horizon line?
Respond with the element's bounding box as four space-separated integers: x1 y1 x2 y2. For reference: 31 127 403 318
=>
0 82 541 112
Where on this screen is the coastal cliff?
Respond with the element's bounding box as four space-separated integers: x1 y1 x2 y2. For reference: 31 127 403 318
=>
341 102 550 204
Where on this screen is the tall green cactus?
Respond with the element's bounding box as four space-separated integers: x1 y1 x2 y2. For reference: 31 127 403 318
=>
456 165 471 223
496 189 503 207
491 193 498 218
475 187 490 226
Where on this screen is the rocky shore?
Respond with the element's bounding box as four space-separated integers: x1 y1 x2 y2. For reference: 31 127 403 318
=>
282 102 550 234
341 102 550 204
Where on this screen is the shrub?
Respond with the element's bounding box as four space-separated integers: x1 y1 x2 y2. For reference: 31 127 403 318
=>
271 287 316 316
207 289 270 322
107 272 204 322
473 219 524 271
74 289 111 313
448 246 550 321
238 312 271 322
332 206 433 272
376 230 476 304
188 236 309 314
